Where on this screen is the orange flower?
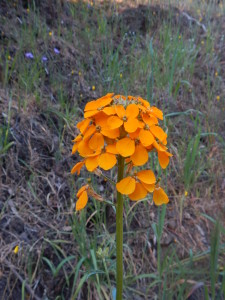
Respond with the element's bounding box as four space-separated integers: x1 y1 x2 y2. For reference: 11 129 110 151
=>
84 93 114 118
153 186 169 205
116 170 156 201
130 143 148 166
107 104 140 133
76 185 89 210
158 150 173 169
76 184 104 211
71 93 172 211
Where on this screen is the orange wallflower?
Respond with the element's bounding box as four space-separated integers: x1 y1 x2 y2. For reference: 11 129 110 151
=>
71 93 172 211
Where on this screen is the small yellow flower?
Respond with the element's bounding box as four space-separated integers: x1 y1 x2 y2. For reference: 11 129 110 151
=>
216 96 220 101
78 71 82 76
199 17 202 22
80 94 83 98
14 245 19 254
8 55 11 60
178 35 181 39
215 72 218 77
120 73 123 78
92 85 95 91
87 177 92 183
49 31 52 36
201 40 204 45
71 70 74 75
27 8 29 13
184 191 188 197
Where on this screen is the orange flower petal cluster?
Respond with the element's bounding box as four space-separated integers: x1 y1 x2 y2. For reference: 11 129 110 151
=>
71 93 172 209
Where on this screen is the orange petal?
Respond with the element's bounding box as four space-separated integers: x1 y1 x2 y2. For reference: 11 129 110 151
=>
78 140 94 157
76 191 88 211
124 118 139 133
93 113 109 131
72 143 78 154
103 106 116 115
138 104 147 112
137 120 145 128
71 161 85 175
84 110 100 118
107 116 123 129
72 134 82 143
150 125 167 142
129 128 140 139
153 140 167 152
85 156 99 171
101 128 120 139
77 119 91 134
98 153 117 170
136 170 156 184
84 100 99 111
162 137 167 145
130 144 148 166
128 182 148 201
77 185 89 197
88 133 104 150
153 187 169 206
98 95 113 107
105 143 119 154
138 97 150 108
126 104 139 119
142 113 158 126
139 129 154 147
83 125 96 140
86 150 101 157
116 177 136 195
115 105 126 118
148 107 163 120
116 137 135 157
84 94 113 112
141 182 155 192
158 151 171 169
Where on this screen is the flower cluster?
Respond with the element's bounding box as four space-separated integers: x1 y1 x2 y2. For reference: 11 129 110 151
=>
71 93 172 210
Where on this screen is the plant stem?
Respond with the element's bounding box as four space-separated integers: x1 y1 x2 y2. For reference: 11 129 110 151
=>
116 155 125 300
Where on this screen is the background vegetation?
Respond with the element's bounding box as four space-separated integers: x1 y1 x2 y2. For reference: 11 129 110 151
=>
0 0 224 299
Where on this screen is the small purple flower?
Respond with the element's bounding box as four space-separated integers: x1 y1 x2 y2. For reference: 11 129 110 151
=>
25 52 34 59
54 47 60 54
42 56 48 62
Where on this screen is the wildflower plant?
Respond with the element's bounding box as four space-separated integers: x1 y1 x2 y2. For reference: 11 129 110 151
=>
71 93 172 299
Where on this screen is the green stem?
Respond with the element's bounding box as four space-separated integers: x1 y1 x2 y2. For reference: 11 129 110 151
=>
116 156 125 300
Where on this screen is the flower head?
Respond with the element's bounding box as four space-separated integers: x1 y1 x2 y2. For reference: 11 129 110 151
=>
13 245 19 254
42 56 48 62
71 94 172 210
25 52 34 59
54 47 60 54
